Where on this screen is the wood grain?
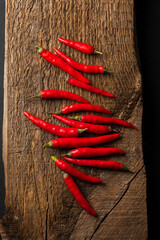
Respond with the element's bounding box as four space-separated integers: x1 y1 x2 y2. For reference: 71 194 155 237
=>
1 0 147 239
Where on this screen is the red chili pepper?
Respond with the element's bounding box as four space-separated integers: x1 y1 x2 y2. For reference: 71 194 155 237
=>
63 156 131 172
25 89 90 103
43 133 120 149
71 115 137 130
55 103 112 115
52 114 110 134
53 47 114 74
65 77 115 98
63 147 124 158
23 112 87 138
51 156 102 183
63 172 98 216
57 37 102 55
36 47 91 85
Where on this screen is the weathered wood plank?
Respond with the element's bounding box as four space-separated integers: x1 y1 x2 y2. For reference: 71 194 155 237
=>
1 0 147 239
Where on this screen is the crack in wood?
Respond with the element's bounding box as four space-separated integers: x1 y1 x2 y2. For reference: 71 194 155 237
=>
119 90 142 121
89 165 145 240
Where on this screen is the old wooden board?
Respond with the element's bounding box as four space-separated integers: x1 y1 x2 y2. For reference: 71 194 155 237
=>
1 0 147 239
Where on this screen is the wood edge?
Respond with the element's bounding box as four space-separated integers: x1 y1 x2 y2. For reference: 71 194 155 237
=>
2 0 8 215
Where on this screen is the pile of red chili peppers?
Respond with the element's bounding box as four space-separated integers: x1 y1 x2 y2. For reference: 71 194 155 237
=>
24 37 137 217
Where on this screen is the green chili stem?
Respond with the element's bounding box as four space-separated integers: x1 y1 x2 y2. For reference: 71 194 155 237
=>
43 141 53 149
36 46 43 53
94 50 102 55
103 68 118 74
51 156 57 162
25 93 41 101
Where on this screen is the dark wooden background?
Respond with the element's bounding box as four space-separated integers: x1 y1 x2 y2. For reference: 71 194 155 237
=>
0 0 147 239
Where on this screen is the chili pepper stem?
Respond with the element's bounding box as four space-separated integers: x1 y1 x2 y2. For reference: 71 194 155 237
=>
51 156 57 162
94 50 102 55
68 116 80 120
78 128 88 134
36 46 43 53
48 112 54 115
62 152 71 157
54 110 63 114
103 68 118 74
62 171 68 178
43 141 53 149
25 93 41 101
48 111 62 115
122 165 133 173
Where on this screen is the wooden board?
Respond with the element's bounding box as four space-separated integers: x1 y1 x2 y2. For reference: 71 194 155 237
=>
1 0 147 239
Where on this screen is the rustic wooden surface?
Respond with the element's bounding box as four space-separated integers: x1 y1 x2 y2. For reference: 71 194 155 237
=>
1 0 147 239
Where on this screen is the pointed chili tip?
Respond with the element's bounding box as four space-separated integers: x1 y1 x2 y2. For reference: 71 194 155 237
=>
93 212 98 217
35 46 43 53
131 125 138 130
51 156 57 162
108 110 113 115
43 141 53 149
113 133 120 137
25 93 41 101
23 111 29 117
109 94 115 98
98 179 103 183
94 50 102 55
122 165 134 173
115 132 121 139
78 128 88 134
